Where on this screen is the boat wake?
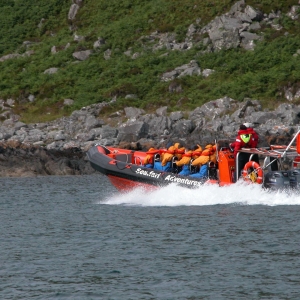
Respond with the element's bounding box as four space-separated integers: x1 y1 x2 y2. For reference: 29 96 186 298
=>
100 181 300 206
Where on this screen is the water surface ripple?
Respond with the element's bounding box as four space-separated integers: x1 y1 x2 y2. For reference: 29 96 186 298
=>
1 175 300 299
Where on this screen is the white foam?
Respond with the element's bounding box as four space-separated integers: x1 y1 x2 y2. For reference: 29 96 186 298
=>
100 182 300 207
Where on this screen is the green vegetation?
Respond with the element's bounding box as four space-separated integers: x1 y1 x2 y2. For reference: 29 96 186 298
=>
0 0 299 123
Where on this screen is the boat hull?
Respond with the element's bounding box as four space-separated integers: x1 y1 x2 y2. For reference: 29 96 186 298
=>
87 130 300 192
87 145 209 191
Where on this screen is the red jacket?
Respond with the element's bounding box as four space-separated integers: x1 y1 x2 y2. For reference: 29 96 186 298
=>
247 127 259 148
232 129 252 158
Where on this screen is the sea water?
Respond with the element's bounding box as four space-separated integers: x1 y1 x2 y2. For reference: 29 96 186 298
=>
1 174 300 299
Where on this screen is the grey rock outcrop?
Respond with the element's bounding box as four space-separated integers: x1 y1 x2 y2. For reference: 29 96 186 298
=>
93 37 106 49
1 97 300 176
161 60 202 81
117 121 149 143
72 50 93 61
287 5 300 20
44 67 59 74
104 49 112 60
0 140 94 177
0 51 34 62
68 4 80 21
199 1 264 51
137 0 270 55
124 107 145 119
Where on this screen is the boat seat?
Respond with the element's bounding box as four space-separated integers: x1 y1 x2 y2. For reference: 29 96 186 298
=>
154 153 161 162
189 159 199 174
208 161 215 168
208 161 218 180
171 156 180 173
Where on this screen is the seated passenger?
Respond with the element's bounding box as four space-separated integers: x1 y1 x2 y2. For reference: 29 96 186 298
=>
190 143 217 178
154 143 176 172
189 144 203 174
143 147 158 168
174 142 185 160
176 146 193 176
190 164 209 178
191 144 203 159
153 142 186 172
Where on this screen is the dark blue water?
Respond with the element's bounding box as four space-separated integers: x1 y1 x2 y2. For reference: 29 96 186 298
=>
1 175 300 299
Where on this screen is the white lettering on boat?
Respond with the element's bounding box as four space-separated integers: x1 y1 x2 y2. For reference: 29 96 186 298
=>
136 168 161 178
164 175 201 187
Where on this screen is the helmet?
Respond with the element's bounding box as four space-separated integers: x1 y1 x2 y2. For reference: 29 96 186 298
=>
243 122 253 128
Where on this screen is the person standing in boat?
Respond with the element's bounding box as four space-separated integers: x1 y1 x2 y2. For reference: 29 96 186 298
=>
190 143 217 178
230 124 254 180
175 146 193 176
244 122 260 165
244 123 259 148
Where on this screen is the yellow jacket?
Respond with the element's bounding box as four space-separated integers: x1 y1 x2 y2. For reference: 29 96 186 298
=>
174 142 185 159
191 144 216 166
161 145 176 166
143 148 157 165
192 144 203 159
161 142 186 166
176 150 193 167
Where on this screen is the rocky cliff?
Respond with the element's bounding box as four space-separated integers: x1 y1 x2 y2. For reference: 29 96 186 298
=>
1 0 300 177
0 96 299 177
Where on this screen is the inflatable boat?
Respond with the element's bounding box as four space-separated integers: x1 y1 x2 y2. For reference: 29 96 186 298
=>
86 130 300 192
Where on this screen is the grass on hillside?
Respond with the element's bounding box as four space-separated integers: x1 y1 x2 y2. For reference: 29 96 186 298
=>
0 0 300 123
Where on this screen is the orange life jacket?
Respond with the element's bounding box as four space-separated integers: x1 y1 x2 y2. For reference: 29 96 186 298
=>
143 148 158 165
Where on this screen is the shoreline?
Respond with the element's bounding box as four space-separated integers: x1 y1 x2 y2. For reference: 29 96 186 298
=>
0 142 94 177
